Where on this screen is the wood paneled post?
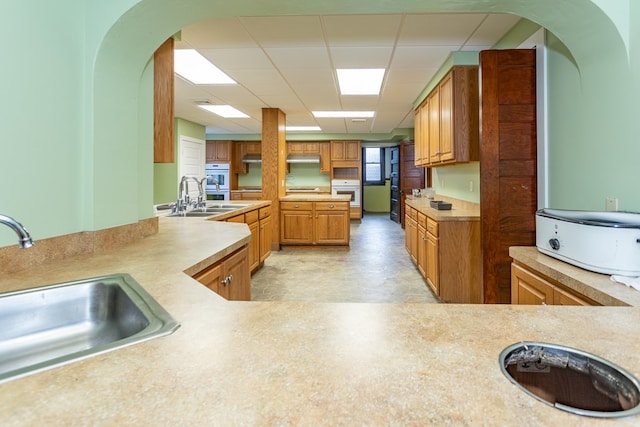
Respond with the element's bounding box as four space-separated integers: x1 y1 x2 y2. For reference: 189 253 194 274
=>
261 108 286 249
154 37 174 163
480 49 537 304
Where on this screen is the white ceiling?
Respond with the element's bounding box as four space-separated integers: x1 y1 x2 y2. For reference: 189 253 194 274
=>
173 13 521 139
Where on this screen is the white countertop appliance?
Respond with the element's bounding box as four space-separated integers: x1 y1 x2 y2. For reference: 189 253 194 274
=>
536 209 640 276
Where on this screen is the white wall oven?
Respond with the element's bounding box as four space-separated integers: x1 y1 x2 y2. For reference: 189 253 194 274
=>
331 179 361 208
205 163 230 200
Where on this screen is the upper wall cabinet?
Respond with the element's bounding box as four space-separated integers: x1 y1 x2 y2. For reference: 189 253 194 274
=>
414 66 479 167
206 140 231 163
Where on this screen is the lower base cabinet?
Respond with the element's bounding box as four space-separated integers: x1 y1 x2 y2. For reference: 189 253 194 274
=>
224 204 272 273
280 201 350 245
192 245 250 301
405 204 481 303
511 262 599 306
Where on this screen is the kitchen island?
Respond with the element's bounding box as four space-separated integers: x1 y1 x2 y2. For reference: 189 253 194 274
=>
1 217 640 425
280 194 352 246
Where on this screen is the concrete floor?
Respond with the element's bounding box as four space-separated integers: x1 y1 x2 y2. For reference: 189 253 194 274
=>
251 213 440 303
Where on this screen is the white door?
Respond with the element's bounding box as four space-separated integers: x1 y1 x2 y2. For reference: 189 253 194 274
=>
178 135 205 200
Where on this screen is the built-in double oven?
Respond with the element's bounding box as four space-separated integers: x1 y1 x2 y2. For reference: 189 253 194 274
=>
205 163 230 200
331 179 361 208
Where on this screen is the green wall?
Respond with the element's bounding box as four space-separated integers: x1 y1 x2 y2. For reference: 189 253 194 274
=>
154 118 206 204
1 0 638 248
364 181 391 213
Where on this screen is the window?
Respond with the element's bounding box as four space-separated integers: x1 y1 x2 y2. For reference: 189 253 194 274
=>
363 147 385 185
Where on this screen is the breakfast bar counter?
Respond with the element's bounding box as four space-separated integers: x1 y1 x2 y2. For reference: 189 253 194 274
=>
1 217 640 425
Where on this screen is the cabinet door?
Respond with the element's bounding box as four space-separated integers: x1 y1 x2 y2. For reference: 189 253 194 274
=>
192 262 224 295
330 141 345 160
554 286 594 306
315 210 349 245
426 232 439 295
405 216 418 264
439 73 454 162
511 263 553 305
428 88 440 164
215 140 231 161
224 246 250 301
344 141 361 161
259 216 272 262
319 142 331 173
280 210 313 244
417 224 428 278
206 141 217 163
248 220 260 272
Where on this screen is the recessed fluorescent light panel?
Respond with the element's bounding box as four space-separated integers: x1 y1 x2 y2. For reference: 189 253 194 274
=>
198 104 249 118
312 111 375 118
174 49 236 85
337 68 385 95
286 126 322 132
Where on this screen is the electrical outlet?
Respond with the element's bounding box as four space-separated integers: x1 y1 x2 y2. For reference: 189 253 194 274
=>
605 197 618 211
469 181 474 192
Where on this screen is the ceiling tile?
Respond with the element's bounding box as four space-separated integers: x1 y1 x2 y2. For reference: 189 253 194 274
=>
465 14 521 46
180 18 255 48
322 14 403 47
329 46 394 68
264 47 331 69
398 14 486 46
240 16 325 47
198 48 273 70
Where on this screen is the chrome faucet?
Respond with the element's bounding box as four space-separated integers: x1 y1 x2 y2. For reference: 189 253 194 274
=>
174 176 207 214
0 214 34 249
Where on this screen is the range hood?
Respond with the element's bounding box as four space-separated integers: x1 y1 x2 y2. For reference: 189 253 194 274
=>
242 154 262 164
286 153 321 164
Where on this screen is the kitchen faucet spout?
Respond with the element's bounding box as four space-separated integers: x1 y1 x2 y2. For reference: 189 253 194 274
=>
0 214 34 249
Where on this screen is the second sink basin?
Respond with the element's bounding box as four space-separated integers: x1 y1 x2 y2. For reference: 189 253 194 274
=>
0 274 179 383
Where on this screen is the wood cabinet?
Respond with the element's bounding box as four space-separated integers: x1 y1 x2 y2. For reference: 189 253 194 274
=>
319 142 330 173
153 38 174 163
511 263 598 306
287 142 319 154
280 200 350 246
405 206 418 265
414 66 479 167
417 212 428 278
231 191 262 201
233 141 261 174
192 245 250 301
206 140 231 162
259 206 272 262
424 218 439 296
404 202 481 303
330 140 360 161
224 204 271 273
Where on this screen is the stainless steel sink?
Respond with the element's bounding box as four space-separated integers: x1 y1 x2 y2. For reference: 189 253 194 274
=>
0 274 179 383
166 211 218 217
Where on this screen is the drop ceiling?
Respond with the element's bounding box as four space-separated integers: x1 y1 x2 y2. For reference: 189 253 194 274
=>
173 13 521 140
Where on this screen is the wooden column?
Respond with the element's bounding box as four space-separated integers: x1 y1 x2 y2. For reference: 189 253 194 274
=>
154 37 174 163
261 108 286 249
480 49 537 304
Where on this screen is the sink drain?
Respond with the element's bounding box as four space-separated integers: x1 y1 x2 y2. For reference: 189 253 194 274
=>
499 342 640 418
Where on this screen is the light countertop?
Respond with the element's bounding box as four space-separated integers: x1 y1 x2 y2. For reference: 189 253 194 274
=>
280 194 351 202
1 218 640 425
405 195 480 221
510 246 640 307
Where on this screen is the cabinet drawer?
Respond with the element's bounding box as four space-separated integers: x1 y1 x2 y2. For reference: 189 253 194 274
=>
226 214 245 223
407 206 417 220
245 209 259 224
259 205 271 219
281 201 313 210
315 201 348 211
417 212 427 228
426 218 438 236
